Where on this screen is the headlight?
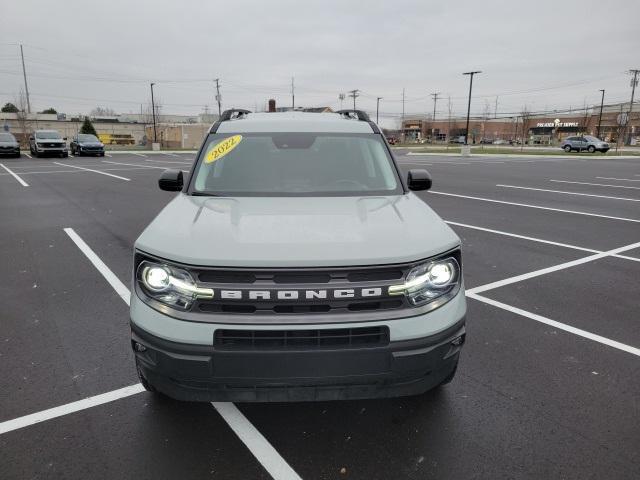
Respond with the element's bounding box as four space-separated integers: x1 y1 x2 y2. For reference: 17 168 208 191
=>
389 256 460 306
137 260 213 310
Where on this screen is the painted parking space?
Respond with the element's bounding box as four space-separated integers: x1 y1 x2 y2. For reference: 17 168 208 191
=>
1 153 639 479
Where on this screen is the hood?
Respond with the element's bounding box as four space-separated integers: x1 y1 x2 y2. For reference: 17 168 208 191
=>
37 138 64 143
0 141 18 146
135 193 460 267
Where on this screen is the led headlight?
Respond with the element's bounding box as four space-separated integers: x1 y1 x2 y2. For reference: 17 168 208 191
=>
137 260 213 310
389 256 460 307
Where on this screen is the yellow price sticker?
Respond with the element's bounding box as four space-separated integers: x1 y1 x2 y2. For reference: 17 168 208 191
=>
204 135 243 164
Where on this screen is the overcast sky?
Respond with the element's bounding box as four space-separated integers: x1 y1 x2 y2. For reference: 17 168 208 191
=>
2 0 639 127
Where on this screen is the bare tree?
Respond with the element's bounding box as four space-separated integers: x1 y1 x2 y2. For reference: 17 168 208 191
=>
520 106 532 151
579 104 592 136
14 90 31 147
446 96 453 150
90 106 117 116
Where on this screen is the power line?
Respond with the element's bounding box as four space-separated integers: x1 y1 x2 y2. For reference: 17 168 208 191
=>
348 89 359 110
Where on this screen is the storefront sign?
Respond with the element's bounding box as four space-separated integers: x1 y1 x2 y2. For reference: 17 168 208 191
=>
536 118 579 128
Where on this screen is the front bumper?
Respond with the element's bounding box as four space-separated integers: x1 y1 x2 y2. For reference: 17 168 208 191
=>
78 145 104 154
0 147 20 155
131 317 465 402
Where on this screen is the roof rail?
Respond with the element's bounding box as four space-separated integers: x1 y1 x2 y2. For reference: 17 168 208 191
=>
335 109 380 133
335 109 371 122
210 109 251 133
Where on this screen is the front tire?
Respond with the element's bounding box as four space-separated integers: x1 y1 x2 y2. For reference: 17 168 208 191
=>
588 145 596 153
563 145 572 152
437 361 458 386
136 358 162 395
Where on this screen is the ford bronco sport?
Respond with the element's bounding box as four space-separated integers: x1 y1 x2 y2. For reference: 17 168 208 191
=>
130 109 466 402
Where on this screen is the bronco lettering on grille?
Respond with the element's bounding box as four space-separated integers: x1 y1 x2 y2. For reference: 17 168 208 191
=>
217 287 384 301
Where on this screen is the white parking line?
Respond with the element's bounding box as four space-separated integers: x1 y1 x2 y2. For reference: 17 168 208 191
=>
145 158 191 165
0 384 145 435
467 241 640 295
54 162 131 181
24 153 32 158
162 152 181 157
212 403 302 480
550 179 640 190
132 152 147 157
497 184 640 202
29 228 300 480
63 228 131 305
105 153 112 157
467 293 640 358
430 191 640 223
0 163 29 186
103 160 189 172
0 167 158 176
596 177 640 182
445 220 640 262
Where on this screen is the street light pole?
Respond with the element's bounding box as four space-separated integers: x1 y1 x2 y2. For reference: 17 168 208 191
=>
597 89 605 139
463 71 481 145
150 82 157 144
376 97 382 124
430 92 440 142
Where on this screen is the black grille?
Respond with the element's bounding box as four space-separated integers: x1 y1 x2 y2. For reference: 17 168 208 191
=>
198 299 403 314
214 326 389 350
196 267 404 285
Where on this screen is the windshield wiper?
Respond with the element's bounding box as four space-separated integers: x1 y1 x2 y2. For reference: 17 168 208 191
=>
191 191 219 197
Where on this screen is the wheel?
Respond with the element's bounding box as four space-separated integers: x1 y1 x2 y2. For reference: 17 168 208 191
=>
33 150 38 158
437 360 458 387
136 358 161 394
563 145 572 152
588 145 596 153
14 152 21 158
100 152 105 157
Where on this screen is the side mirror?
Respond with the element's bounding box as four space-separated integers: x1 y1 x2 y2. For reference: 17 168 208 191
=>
407 169 432 191
29 136 34 140
158 169 183 192
63 137 67 141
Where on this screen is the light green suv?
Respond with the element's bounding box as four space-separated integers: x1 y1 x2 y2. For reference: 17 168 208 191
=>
130 109 466 402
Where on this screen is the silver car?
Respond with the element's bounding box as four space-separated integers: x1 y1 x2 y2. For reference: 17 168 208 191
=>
130 109 467 402
561 135 609 153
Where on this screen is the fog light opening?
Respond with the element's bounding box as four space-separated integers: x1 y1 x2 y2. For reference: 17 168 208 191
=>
451 334 465 347
133 342 147 352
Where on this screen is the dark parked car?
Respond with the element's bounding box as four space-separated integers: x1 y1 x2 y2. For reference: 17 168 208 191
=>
561 135 609 153
70 134 105 156
0 132 20 157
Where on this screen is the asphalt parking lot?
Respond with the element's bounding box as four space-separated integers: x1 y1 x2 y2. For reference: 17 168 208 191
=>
1 150 639 479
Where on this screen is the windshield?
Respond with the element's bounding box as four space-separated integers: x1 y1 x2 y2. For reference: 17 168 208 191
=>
191 133 402 197
585 136 600 142
36 131 62 139
78 134 99 142
0 133 15 142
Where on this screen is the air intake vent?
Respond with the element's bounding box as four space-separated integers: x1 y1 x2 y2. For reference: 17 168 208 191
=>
214 326 389 350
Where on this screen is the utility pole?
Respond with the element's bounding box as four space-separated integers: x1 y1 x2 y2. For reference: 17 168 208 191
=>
338 93 345 110
150 82 157 144
291 77 295 110
463 71 481 145
430 92 440 142
376 97 382 124
20 44 31 114
401 88 406 142
624 69 639 145
214 78 221 116
494 96 498 118
348 89 359 111
597 89 605 139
